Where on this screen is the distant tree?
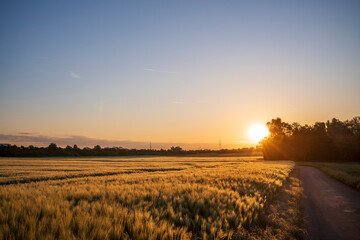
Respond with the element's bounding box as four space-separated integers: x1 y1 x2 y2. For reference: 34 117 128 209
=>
65 145 73 150
170 146 183 152
94 145 101 151
47 143 57 150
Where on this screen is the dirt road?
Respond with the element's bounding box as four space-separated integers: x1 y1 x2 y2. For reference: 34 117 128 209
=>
300 166 360 240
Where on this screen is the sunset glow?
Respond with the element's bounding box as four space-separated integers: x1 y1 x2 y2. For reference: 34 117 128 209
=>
247 124 269 143
1 1 360 240
0 1 359 149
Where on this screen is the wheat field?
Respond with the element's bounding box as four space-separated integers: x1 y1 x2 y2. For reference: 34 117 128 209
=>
0 156 294 240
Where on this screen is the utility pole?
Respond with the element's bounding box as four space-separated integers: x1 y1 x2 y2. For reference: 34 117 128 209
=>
149 142 152 150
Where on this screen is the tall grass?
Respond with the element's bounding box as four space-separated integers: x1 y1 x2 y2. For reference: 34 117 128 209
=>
0 157 294 239
299 162 360 190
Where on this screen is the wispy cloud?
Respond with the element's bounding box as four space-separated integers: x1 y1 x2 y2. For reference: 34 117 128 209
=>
0 133 245 150
0 134 148 148
18 132 37 135
31 56 65 62
171 101 185 104
69 71 81 79
143 68 177 74
171 100 206 104
32 56 52 60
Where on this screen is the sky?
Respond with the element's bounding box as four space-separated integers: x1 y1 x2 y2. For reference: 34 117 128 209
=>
0 0 359 149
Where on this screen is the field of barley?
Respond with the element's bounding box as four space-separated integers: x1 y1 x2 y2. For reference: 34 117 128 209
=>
0 156 295 240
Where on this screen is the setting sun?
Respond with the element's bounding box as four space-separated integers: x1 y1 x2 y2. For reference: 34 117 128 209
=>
247 123 269 143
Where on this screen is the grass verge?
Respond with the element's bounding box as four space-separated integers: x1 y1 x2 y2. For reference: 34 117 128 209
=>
234 167 305 240
299 162 360 191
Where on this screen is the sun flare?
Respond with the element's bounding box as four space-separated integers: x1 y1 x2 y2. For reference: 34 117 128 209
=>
247 123 269 143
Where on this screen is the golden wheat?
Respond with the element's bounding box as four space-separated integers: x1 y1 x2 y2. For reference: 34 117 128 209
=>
0 157 294 240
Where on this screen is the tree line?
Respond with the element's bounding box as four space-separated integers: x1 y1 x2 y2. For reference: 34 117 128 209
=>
0 143 260 157
261 117 360 161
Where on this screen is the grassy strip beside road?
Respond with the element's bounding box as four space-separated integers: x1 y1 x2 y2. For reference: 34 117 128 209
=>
235 167 305 240
299 162 360 191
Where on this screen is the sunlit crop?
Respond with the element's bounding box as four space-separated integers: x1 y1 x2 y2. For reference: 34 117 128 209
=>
0 157 294 239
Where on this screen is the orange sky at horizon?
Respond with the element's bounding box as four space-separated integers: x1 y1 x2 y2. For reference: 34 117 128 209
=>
1 1 359 149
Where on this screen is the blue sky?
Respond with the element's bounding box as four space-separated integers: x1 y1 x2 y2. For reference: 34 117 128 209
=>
1 0 359 148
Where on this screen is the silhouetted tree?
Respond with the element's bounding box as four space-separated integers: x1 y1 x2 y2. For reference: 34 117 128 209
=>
94 145 101 151
47 143 58 150
262 117 360 162
170 146 183 152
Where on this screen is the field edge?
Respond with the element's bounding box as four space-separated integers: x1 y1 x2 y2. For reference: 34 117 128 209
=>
234 166 306 240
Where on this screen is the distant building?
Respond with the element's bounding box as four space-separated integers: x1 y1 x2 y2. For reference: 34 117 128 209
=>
0 143 10 147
